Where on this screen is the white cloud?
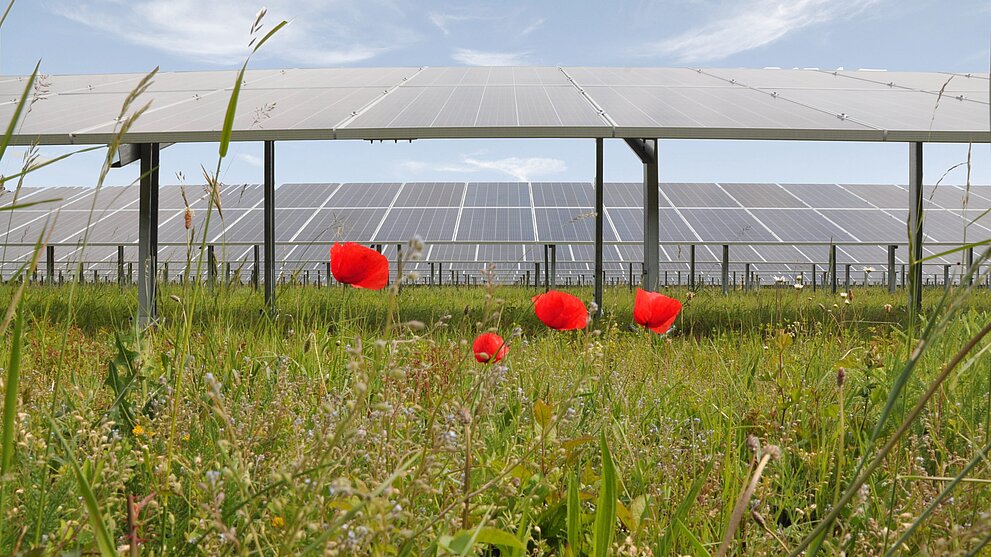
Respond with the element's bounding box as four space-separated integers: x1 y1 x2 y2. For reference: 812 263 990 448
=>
651 0 882 63
237 153 263 168
48 0 415 66
452 48 530 66
400 156 566 181
519 18 545 36
429 12 492 35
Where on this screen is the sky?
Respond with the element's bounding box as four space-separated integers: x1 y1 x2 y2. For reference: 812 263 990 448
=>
1 0 989 188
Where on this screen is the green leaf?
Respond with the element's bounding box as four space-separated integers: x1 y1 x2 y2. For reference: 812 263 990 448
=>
567 471 581 553
592 430 617 557
534 399 553 430
0 309 24 543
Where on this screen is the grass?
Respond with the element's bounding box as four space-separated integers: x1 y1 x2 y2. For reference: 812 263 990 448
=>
0 281 990 554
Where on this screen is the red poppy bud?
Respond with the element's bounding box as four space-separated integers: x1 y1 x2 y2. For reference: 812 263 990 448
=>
329 242 389 290
473 332 508 363
532 290 588 331
633 288 682 334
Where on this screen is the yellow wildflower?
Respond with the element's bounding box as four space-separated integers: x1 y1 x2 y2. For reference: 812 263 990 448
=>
271 516 285 529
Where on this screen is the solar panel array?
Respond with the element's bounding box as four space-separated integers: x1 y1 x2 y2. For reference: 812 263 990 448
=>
0 67 986 145
3 182 990 284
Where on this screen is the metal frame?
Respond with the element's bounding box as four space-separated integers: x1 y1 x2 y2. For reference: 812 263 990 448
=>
909 142 924 312
137 143 159 326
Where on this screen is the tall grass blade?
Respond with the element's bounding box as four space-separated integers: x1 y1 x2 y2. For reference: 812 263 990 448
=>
567 471 580 554
592 430 617 557
49 419 116 557
0 308 23 545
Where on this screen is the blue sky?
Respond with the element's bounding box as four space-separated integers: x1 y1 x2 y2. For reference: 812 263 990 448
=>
1 0 989 188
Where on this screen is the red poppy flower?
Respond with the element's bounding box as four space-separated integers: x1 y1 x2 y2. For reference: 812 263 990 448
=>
532 290 588 330
473 332 508 363
329 242 389 290
633 288 682 334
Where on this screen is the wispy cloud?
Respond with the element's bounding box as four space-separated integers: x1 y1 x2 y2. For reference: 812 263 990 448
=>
429 12 493 35
48 0 415 66
400 156 566 181
452 48 530 66
652 0 882 63
237 153 263 168
519 18 545 36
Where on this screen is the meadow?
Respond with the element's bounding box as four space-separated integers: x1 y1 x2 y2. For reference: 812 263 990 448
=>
1 279 991 555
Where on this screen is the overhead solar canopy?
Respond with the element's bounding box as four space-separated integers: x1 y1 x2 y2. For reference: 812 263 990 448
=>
3 182 990 279
0 67 986 145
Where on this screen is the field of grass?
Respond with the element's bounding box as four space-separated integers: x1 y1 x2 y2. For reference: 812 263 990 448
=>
1 281 991 555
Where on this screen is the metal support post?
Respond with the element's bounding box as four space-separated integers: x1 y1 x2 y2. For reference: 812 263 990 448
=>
550 244 557 288
845 263 851 291
593 137 604 315
887 244 897 293
138 143 160 326
967 247 975 285
829 244 837 294
689 244 696 290
252 245 260 290
908 142 924 312
721 244 729 295
811 264 817 292
207 244 217 289
46 245 55 285
117 245 125 287
264 140 276 315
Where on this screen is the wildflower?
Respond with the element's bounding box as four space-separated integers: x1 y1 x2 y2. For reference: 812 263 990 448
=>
839 292 848 298
271 516 285 529
532 290 588 330
184 207 194 230
132 424 146 437
884 303 893 313
863 266 876 273
633 288 682 334
794 283 804 290
472 332 508 363
837 367 846 387
773 276 787 284
330 242 389 290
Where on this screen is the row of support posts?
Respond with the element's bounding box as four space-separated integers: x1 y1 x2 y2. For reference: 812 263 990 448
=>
124 139 928 323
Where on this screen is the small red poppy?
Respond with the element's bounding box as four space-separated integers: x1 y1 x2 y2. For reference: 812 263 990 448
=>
473 332 508 363
532 290 588 330
329 242 389 290
633 288 682 334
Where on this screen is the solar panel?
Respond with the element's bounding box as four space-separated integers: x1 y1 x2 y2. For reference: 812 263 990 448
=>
749 209 857 242
603 182 643 207
818 209 905 242
328 183 401 207
456 208 534 241
463 183 530 207
531 182 593 207
275 183 338 207
679 209 777 242
296 208 385 242
394 182 465 207
374 208 458 241
840 184 910 208
535 208 611 242
779 183 873 209
720 183 806 208
662 183 735 207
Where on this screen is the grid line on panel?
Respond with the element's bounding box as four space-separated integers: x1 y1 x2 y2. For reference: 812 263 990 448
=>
528 182 539 243
0 188 94 241
369 182 407 241
602 202 626 263
773 183 864 242
835 183 930 241
656 187 704 243
452 182 469 240
281 184 342 262
333 66 427 130
714 183 784 242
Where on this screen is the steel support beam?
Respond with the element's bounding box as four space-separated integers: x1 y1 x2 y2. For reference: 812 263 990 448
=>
117 245 124 287
721 244 729 295
887 245 897 293
967 247 975 286
593 137 604 316
909 142 924 312
550 244 557 288
625 138 659 291
829 244 837 294
138 143 160 326
264 140 276 315
689 244 696 290
46 245 54 285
